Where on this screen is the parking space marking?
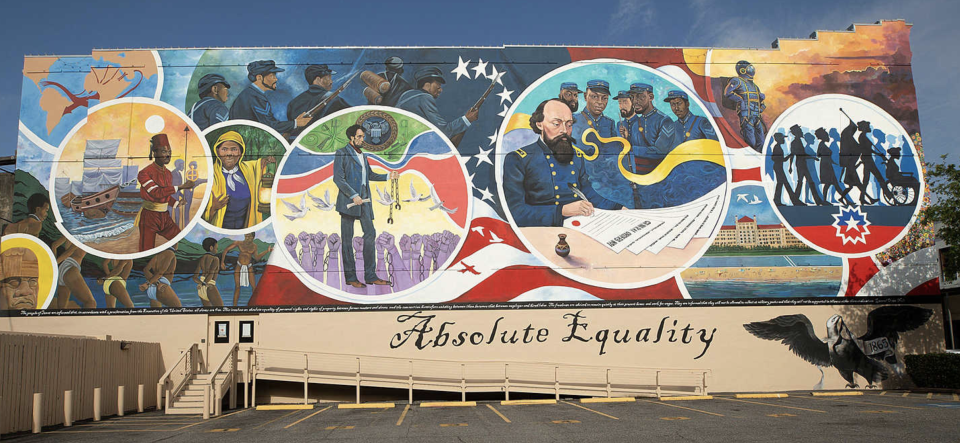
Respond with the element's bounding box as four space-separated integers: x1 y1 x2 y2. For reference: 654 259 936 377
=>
809 397 925 411
861 410 897 414
439 423 468 427
639 399 724 417
954 394 959 401
175 408 250 430
902 392 910 397
552 420 580 424
767 413 796 418
396 404 411 426
285 405 332 429
879 391 887 396
718 397 826 413
560 400 619 420
660 417 689 421
206 428 240 432
927 393 934 399
251 410 304 430
325 425 355 430
486 404 511 423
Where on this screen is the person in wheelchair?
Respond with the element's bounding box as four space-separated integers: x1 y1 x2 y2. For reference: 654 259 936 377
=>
882 147 919 206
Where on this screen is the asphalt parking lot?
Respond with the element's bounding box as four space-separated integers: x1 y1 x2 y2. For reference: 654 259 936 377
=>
4 391 959 442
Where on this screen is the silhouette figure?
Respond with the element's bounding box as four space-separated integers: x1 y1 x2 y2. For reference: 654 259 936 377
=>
815 128 852 206
786 125 823 206
770 132 799 206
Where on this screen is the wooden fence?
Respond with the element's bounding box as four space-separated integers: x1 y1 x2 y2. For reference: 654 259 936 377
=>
0 332 163 434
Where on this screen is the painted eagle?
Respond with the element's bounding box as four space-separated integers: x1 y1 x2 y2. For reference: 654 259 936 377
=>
743 306 933 388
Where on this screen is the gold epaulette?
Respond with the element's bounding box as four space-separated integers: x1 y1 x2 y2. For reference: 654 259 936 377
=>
516 148 527 158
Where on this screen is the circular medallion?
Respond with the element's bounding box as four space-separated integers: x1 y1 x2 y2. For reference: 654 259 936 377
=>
356 110 397 151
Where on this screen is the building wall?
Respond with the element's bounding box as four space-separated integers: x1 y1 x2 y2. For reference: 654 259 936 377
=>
1 19 944 393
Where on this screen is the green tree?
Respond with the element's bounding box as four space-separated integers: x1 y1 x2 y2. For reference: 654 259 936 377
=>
921 151 960 277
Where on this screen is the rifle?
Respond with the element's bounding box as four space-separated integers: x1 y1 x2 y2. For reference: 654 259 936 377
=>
306 71 361 118
449 74 500 147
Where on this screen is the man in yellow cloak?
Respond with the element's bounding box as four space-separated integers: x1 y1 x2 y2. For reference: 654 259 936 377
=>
203 131 274 230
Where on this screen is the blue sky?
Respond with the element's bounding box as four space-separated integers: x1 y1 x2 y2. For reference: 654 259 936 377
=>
2 0 957 164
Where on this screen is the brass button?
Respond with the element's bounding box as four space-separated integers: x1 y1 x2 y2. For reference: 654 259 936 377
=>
555 201 559 205
552 171 556 176
554 186 559 190
570 171 575 175
550 163 554 167
555 195 560 199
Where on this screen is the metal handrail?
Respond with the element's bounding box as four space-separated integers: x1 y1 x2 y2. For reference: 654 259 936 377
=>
207 343 239 417
251 347 712 404
158 343 199 411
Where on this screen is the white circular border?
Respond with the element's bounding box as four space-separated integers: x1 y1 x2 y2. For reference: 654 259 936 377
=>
1 234 59 310
48 97 214 260
272 105 474 303
194 119 292 235
760 93 924 259
494 58 732 290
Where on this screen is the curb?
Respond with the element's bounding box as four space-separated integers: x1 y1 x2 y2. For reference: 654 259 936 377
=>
501 400 557 406
420 401 477 408
338 403 396 409
660 395 713 401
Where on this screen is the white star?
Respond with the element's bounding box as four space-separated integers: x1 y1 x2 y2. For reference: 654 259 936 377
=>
487 130 498 146
457 154 471 168
496 87 514 106
472 58 488 79
487 65 500 82
451 56 471 81
467 172 476 189
474 146 493 167
492 69 506 85
497 104 510 117
844 216 860 232
477 187 494 202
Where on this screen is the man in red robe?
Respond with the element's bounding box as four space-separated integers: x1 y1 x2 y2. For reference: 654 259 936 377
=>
137 134 196 251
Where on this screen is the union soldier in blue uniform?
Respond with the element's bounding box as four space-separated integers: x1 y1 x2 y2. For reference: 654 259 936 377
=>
558 82 581 113
378 56 413 107
286 64 351 140
664 90 716 144
624 83 675 174
503 99 621 227
723 60 766 152
614 90 635 134
571 80 616 143
189 73 230 130
229 60 311 135
397 66 477 138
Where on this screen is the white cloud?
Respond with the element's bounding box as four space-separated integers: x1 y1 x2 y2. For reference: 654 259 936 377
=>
606 0 657 40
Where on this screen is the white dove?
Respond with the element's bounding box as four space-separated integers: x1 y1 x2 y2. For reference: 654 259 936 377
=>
428 185 458 214
375 186 395 206
749 195 763 205
403 181 431 202
736 193 749 202
281 194 309 220
308 189 334 211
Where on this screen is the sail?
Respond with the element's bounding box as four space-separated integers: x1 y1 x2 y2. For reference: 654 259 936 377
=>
84 139 121 159
82 139 124 194
70 181 82 195
55 177 71 198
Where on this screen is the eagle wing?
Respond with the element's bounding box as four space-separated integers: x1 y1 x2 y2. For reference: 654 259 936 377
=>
744 314 832 367
859 306 933 349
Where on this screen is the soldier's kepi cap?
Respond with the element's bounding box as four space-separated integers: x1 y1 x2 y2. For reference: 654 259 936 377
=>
663 90 689 102
197 73 230 96
586 79 610 96
614 90 631 100
414 66 445 84
305 64 336 83
560 82 582 93
630 83 653 94
247 60 285 82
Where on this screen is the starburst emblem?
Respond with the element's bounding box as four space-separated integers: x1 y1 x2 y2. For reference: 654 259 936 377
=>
831 206 872 245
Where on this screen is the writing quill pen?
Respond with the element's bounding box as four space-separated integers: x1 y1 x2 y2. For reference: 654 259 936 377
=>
567 182 589 201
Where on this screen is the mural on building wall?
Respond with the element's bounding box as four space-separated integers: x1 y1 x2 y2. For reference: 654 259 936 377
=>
2 20 941 312
743 306 933 389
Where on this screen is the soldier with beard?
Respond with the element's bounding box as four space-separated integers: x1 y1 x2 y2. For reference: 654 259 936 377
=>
503 99 622 227
558 82 581 113
614 90 635 136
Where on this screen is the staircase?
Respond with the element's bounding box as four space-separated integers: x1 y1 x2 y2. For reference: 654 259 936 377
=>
159 344 240 417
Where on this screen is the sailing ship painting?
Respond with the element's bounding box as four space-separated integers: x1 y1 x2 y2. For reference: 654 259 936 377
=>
55 139 142 243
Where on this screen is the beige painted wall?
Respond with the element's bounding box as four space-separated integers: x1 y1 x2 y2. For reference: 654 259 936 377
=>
1 302 945 393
